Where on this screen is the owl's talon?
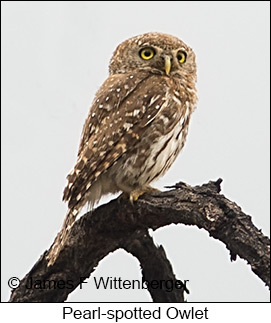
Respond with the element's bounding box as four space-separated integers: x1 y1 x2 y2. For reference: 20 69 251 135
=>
129 191 141 203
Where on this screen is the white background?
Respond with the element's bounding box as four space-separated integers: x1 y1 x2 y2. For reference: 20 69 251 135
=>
1 1 270 303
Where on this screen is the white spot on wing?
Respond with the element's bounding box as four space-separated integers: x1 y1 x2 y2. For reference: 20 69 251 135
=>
179 116 185 125
184 106 190 119
123 122 133 131
159 115 169 124
149 95 160 106
133 109 140 116
173 96 181 104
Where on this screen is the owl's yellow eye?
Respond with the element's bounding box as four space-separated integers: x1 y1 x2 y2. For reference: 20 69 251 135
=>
139 47 155 60
177 51 187 64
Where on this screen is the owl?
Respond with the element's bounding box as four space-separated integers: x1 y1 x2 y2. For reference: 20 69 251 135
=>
46 32 197 266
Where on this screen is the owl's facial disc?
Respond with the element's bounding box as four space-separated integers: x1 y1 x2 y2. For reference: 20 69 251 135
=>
138 46 173 75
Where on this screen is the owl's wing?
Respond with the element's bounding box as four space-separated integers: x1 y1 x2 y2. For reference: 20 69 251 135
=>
77 71 149 156
64 72 182 210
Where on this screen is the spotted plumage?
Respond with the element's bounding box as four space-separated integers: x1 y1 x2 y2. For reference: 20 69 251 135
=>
46 32 197 266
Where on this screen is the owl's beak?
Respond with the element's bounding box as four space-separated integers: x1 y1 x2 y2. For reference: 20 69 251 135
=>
164 55 172 75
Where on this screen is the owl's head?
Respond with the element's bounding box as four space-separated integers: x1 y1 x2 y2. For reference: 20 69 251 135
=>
109 32 196 80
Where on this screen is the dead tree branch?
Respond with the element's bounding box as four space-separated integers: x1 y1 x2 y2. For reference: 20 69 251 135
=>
9 179 270 302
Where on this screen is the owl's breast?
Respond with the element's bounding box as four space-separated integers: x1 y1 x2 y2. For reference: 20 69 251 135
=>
110 95 193 192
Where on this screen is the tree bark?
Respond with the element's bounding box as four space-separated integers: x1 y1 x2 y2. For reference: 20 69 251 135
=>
9 179 270 302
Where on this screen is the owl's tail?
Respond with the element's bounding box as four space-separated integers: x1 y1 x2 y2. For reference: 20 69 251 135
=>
46 208 79 266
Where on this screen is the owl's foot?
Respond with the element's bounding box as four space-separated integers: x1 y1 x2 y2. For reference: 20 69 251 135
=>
118 186 160 203
129 186 160 202
129 186 161 203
